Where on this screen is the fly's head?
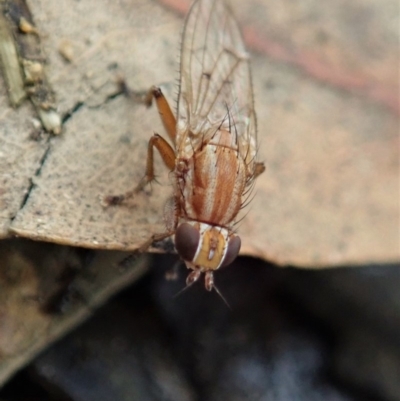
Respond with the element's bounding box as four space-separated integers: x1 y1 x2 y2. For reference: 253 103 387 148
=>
174 221 241 291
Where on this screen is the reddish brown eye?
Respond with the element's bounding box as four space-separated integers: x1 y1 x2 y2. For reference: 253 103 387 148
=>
221 235 241 267
175 223 200 262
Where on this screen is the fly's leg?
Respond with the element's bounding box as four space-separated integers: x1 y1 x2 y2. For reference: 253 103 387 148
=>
118 200 178 271
103 86 177 206
118 231 175 270
135 133 176 192
137 231 175 254
119 83 177 145
145 86 177 145
254 162 265 178
136 196 178 253
103 134 175 205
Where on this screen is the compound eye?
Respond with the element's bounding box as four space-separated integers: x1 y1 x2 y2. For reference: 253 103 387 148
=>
175 223 200 262
221 235 241 267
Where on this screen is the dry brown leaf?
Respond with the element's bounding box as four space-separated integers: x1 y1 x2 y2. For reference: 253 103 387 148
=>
1 0 398 267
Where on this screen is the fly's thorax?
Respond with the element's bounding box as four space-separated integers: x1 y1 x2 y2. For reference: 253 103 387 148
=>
176 136 247 227
174 221 241 272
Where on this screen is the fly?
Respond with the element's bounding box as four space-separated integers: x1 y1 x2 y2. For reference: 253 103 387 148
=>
105 0 264 291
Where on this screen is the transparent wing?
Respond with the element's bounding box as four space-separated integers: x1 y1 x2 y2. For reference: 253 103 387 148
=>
176 0 258 169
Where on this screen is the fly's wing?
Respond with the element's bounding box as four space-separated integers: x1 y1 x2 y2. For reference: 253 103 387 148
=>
176 0 258 171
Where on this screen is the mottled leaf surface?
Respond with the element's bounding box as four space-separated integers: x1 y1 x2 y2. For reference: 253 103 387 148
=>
1 0 397 267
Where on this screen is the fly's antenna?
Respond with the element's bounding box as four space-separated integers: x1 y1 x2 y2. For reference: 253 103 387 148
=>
213 283 231 310
172 279 197 299
173 272 231 310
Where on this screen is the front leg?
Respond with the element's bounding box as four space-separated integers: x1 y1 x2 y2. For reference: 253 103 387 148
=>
137 230 175 253
116 190 179 271
118 230 175 270
120 83 177 144
145 86 177 145
103 86 177 206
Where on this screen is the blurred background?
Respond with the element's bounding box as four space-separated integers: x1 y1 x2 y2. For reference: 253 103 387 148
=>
1 242 399 401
